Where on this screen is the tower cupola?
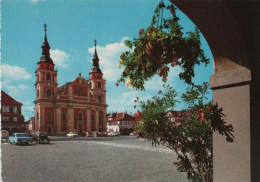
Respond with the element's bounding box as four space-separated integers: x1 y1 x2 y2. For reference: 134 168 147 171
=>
38 24 54 65
90 40 102 75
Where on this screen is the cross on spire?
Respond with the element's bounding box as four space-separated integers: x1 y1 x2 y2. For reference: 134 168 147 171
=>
44 23 47 32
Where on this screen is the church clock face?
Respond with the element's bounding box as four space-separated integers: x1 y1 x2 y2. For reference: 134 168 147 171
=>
47 83 51 86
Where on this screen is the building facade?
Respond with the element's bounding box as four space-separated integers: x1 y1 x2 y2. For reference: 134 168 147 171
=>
1 90 25 134
34 25 107 135
27 117 36 133
107 112 135 135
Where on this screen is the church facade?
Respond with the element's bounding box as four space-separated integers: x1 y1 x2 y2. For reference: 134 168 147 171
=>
34 25 107 135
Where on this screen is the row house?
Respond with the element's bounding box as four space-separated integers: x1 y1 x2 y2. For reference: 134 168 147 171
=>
1 90 26 134
107 112 135 135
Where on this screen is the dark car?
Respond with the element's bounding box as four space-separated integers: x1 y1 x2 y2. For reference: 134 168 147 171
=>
36 133 51 144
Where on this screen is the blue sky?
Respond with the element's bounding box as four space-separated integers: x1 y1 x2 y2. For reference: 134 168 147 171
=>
1 0 213 121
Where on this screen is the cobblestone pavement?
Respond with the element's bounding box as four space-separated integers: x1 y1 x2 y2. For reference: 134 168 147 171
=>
1 136 188 182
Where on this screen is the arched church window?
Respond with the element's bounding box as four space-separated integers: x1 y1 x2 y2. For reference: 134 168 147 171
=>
62 112 67 121
78 112 83 121
47 112 52 120
37 90 39 98
99 114 102 123
89 82 92 89
46 73 51 81
98 82 101 88
46 89 51 97
98 95 102 103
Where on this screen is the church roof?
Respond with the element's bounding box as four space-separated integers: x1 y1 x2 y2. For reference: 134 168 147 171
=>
89 40 102 75
37 24 54 65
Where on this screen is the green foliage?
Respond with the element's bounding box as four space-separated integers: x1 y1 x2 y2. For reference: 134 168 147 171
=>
118 1 209 90
136 83 234 182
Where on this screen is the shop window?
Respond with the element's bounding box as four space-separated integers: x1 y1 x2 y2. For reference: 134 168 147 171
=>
46 73 51 81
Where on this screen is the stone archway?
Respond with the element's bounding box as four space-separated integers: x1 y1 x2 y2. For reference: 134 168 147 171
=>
171 1 260 181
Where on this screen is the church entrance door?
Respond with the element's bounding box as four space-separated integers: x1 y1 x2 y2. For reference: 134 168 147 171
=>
78 124 83 135
47 127 52 135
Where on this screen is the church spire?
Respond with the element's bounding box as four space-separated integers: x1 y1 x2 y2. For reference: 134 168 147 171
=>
90 40 102 74
38 23 54 65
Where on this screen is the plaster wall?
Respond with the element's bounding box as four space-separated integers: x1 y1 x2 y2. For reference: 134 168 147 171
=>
212 83 250 181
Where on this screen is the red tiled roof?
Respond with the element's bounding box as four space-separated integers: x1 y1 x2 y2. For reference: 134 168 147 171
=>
107 112 134 122
132 110 142 121
1 90 22 105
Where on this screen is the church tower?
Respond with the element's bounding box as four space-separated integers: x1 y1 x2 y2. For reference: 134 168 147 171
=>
34 24 57 134
88 40 107 132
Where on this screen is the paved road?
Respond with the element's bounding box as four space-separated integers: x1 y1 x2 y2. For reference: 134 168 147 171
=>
1 136 188 182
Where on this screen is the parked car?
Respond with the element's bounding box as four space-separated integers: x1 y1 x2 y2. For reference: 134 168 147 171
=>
130 132 137 136
26 133 38 143
36 133 51 144
67 132 78 137
1 130 9 139
107 132 120 136
9 133 31 145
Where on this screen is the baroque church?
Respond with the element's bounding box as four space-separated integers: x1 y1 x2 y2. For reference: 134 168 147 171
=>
34 25 107 135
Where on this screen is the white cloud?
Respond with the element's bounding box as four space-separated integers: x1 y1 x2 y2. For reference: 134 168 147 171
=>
1 64 31 98
50 49 70 68
3 85 24 98
107 89 153 114
18 84 29 90
25 106 35 111
1 64 31 80
88 37 130 82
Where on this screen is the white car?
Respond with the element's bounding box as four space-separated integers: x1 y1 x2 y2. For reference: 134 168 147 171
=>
107 132 120 136
67 132 78 137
